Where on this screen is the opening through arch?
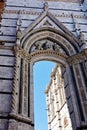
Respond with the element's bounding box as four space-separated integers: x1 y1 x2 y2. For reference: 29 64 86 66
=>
33 61 72 130
34 61 56 130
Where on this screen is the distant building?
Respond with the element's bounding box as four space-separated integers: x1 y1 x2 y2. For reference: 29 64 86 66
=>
45 64 72 130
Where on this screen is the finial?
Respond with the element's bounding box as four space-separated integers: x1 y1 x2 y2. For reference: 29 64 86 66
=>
79 31 87 50
44 2 49 11
71 14 81 36
79 31 86 44
17 10 22 27
16 10 22 44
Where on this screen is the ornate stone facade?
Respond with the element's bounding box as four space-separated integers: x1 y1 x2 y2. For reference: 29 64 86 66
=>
0 0 87 130
45 64 72 130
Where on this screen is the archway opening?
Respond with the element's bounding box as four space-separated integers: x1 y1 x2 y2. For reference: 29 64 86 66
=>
20 27 83 130
33 61 72 130
33 61 56 130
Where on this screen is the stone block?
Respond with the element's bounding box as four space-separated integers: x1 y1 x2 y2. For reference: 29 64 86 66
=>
0 49 14 56
0 56 14 66
0 119 8 130
0 67 14 79
0 80 13 92
0 94 11 113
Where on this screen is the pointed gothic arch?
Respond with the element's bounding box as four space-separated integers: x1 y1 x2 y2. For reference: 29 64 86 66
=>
9 10 87 130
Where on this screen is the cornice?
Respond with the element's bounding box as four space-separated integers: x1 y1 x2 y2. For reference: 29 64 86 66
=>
0 9 86 19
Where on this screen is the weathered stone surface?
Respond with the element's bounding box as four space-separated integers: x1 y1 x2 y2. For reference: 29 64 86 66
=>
0 49 14 56
0 0 87 130
0 119 8 130
0 56 14 66
0 67 14 78
0 94 11 113
0 80 13 92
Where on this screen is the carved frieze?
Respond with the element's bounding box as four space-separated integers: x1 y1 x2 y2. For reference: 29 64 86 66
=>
30 39 66 54
0 9 86 19
13 45 67 63
13 45 87 65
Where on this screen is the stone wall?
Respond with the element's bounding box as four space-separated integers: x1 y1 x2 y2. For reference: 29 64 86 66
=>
0 0 87 42
0 0 87 129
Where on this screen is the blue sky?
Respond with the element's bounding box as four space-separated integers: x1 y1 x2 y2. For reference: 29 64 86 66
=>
33 61 56 130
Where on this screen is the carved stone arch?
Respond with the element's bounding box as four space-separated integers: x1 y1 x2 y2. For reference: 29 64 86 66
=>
21 27 80 55
9 11 87 130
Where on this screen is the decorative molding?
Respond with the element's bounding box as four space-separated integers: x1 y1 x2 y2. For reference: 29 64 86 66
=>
11 46 22 114
9 113 33 125
0 9 86 19
20 9 79 53
67 49 87 65
0 45 13 50
13 45 30 62
11 52 19 113
0 9 41 15
13 45 68 63
38 0 80 3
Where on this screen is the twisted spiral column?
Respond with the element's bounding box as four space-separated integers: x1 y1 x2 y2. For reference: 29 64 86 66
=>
10 45 21 113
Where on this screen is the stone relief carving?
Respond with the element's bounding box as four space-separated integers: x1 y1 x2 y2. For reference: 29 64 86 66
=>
79 32 86 44
16 10 22 40
71 14 81 36
79 31 87 50
30 40 65 54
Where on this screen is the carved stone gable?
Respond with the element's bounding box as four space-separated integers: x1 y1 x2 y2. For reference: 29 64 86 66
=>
20 11 78 44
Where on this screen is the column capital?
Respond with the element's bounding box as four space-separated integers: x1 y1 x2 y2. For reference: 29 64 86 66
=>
67 49 87 65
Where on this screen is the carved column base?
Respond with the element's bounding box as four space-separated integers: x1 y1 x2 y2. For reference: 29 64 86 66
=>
8 113 34 130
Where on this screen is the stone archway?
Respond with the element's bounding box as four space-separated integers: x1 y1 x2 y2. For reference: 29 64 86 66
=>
9 28 87 130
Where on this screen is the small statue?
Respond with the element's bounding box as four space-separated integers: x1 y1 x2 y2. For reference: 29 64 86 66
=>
79 31 86 44
71 14 81 36
16 28 22 39
53 43 60 51
79 31 87 50
16 10 22 38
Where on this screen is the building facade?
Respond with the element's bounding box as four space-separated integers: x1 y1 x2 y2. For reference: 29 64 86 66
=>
0 0 87 130
45 64 72 130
